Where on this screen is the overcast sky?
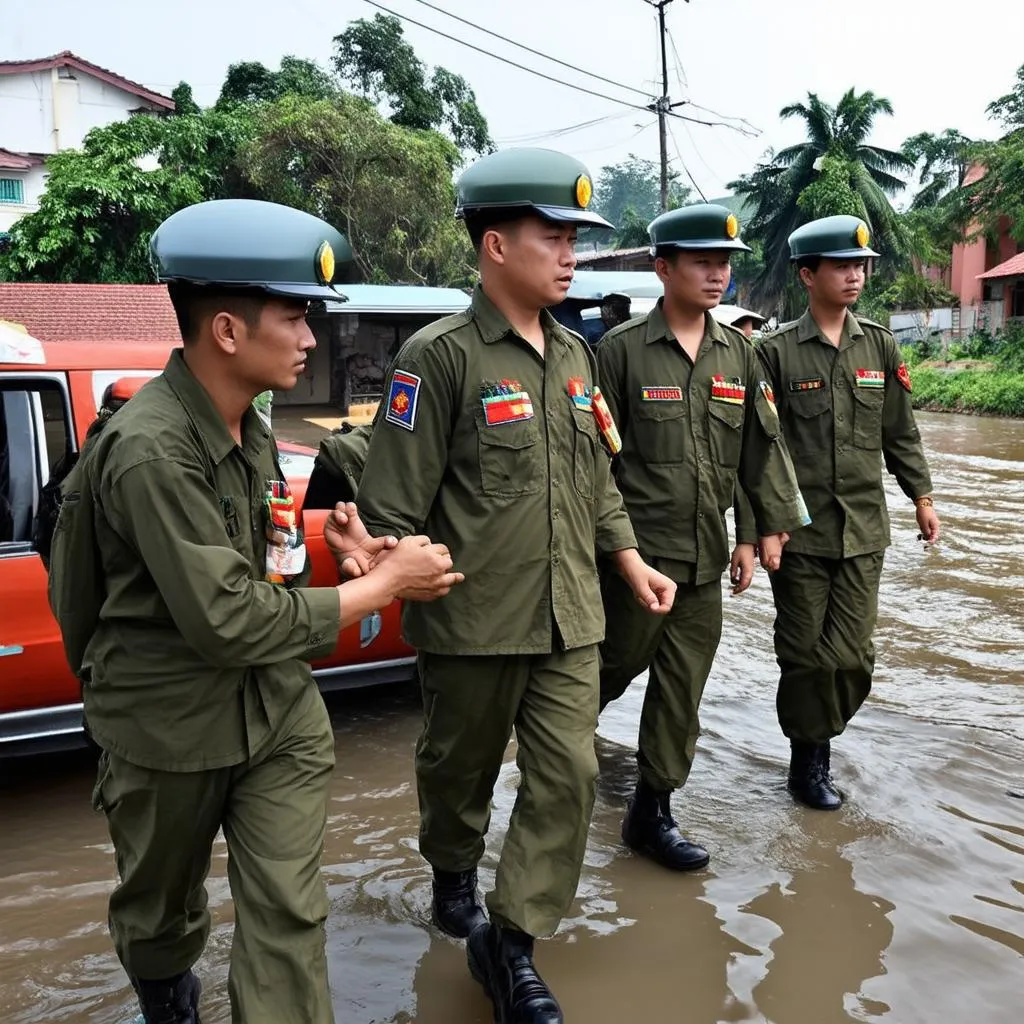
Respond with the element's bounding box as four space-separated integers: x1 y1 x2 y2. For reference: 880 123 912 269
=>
4 0 1021 205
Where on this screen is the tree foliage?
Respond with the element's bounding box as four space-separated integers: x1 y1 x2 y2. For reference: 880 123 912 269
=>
242 93 474 286
217 56 339 108
731 89 911 315
332 14 491 154
593 154 690 234
0 108 256 283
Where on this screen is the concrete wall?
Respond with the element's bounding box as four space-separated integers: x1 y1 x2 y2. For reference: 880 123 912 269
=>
0 165 47 231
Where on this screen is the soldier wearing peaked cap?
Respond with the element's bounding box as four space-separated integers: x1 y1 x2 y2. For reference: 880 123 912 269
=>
323 147 676 1023
757 214 940 811
47 199 461 1024
595 202 808 872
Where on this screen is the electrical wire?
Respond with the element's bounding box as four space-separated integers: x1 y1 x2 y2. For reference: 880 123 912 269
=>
494 110 634 145
406 0 653 100
667 120 707 202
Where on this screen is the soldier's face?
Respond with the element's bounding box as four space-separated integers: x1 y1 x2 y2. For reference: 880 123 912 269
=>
239 298 316 392
657 251 732 311
803 259 866 306
487 216 578 307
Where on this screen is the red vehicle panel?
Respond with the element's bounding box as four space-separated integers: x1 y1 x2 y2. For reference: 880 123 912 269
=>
0 340 414 756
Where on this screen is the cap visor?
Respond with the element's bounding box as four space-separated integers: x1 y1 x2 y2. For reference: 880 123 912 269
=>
262 282 349 302
796 247 880 260
534 205 614 230
659 239 752 253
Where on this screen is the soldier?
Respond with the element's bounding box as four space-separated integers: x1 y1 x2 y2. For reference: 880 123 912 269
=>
596 204 808 871
710 303 767 339
757 215 941 810
348 147 676 1023
48 198 462 1024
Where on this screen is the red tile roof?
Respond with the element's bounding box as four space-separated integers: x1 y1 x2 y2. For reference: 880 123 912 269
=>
0 51 174 110
0 284 181 345
977 252 1024 280
0 148 44 170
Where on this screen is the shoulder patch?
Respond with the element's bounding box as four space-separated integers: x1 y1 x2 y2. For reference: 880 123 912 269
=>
385 370 421 431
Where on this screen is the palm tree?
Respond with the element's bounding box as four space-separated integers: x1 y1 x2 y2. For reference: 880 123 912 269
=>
730 89 913 315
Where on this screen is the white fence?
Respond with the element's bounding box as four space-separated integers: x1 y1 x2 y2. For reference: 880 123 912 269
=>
889 301 1006 345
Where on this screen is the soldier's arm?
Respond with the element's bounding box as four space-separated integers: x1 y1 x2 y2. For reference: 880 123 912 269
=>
357 343 455 539
732 481 757 546
739 347 808 536
595 333 626 432
108 456 345 667
881 337 933 501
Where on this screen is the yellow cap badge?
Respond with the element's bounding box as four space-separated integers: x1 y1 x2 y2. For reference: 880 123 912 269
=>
316 241 335 285
855 223 870 248
725 214 739 239
575 174 593 209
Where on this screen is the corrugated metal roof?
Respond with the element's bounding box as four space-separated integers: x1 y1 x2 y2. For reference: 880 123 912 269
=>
566 271 664 301
325 284 471 314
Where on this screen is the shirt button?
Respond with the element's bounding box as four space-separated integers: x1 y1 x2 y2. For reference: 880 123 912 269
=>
837 414 844 422
553 508 561 519
309 632 324 646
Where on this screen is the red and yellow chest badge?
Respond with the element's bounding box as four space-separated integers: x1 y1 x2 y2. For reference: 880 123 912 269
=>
641 385 684 402
568 376 593 411
481 378 534 425
855 368 886 389
710 375 745 404
896 362 913 393
264 479 306 584
759 380 776 411
789 377 824 392
591 386 622 455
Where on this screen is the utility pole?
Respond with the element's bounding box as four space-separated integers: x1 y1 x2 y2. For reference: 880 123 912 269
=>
644 0 688 211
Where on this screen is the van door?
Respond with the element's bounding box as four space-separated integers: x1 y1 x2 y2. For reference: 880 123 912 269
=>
0 372 82 751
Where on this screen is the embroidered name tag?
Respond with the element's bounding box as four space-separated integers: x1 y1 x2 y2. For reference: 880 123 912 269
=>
710 375 745 404
386 369 421 431
568 376 593 411
641 386 684 401
483 392 534 425
855 369 885 388
789 377 824 392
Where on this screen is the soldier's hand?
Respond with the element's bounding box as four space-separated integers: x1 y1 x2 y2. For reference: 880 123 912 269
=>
325 501 398 578
916 504 940 544
729 543 756 595
758 533 787 572
379 535 465 601
631 565 676 615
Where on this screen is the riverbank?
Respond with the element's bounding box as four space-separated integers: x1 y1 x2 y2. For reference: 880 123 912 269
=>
908 361 1024 418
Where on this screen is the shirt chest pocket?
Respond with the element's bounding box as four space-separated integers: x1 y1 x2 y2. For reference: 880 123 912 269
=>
852 387 884 450
476 418 544 498
570 407 599 500
633 403 687 464
707 401 744 469
786 389 832 454
220 493 257 561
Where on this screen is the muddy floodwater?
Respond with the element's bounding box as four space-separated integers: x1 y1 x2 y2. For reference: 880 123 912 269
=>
2 411 1022 1024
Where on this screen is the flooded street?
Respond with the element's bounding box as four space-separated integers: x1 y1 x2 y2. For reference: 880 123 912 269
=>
2 410 1022 1024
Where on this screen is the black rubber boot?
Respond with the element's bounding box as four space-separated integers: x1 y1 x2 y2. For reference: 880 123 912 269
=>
432 867 487 939
621 779 710 871
787 740 843 810
467 922 563 1024
133 970 201 1024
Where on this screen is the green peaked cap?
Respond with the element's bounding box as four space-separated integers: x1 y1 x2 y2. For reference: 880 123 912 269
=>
788 214 880 261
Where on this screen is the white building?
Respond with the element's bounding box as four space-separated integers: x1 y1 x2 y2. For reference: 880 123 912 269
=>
0 51 174 232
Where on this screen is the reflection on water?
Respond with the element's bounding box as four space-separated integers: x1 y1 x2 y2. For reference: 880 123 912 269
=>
1 413 1023 1024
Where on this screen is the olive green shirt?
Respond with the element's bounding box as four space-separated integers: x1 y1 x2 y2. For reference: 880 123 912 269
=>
757 310 933 558
355 285 637 655
79 351 341 772
596 303 806 585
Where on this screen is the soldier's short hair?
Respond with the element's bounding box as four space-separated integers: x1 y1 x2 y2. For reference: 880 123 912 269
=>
167 281 268 344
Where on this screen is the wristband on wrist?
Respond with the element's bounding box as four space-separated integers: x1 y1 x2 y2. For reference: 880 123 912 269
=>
914 496 934 508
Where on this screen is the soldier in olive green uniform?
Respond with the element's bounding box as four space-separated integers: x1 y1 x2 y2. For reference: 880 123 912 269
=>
597 205 808 871
349 148 676 1024
757 215 941 810
48 199 460 1024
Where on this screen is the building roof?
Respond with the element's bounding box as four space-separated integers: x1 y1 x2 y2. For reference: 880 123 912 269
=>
0 148 44 171
0 284 182 345
0 51 174 110
977 252 1024 281
324 283 472 315
575 246 649 265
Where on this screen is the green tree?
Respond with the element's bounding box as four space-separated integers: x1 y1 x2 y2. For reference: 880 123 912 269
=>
332 14 491 154
593 154 690 232
0 109 256 283
902 129 974 208
216 56 339 108
730 89 912 314
243 93 474 286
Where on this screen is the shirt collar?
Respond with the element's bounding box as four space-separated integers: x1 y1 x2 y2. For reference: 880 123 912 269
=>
797 308 865 344
471 283 573 354
162 349 270 466
645 299 730 348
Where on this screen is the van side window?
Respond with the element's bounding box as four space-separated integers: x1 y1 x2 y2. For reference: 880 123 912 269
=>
0 382 72 549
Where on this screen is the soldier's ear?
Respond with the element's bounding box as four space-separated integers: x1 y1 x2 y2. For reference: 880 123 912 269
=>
480 227 508 266
209 310 243 356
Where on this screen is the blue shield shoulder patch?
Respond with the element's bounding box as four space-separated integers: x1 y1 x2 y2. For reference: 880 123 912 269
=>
386 369 421 431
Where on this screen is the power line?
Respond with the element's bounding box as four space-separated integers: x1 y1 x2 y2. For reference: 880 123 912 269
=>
667 120 707 202
360 0 740 131
494 110 634 145
406 0 653 100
